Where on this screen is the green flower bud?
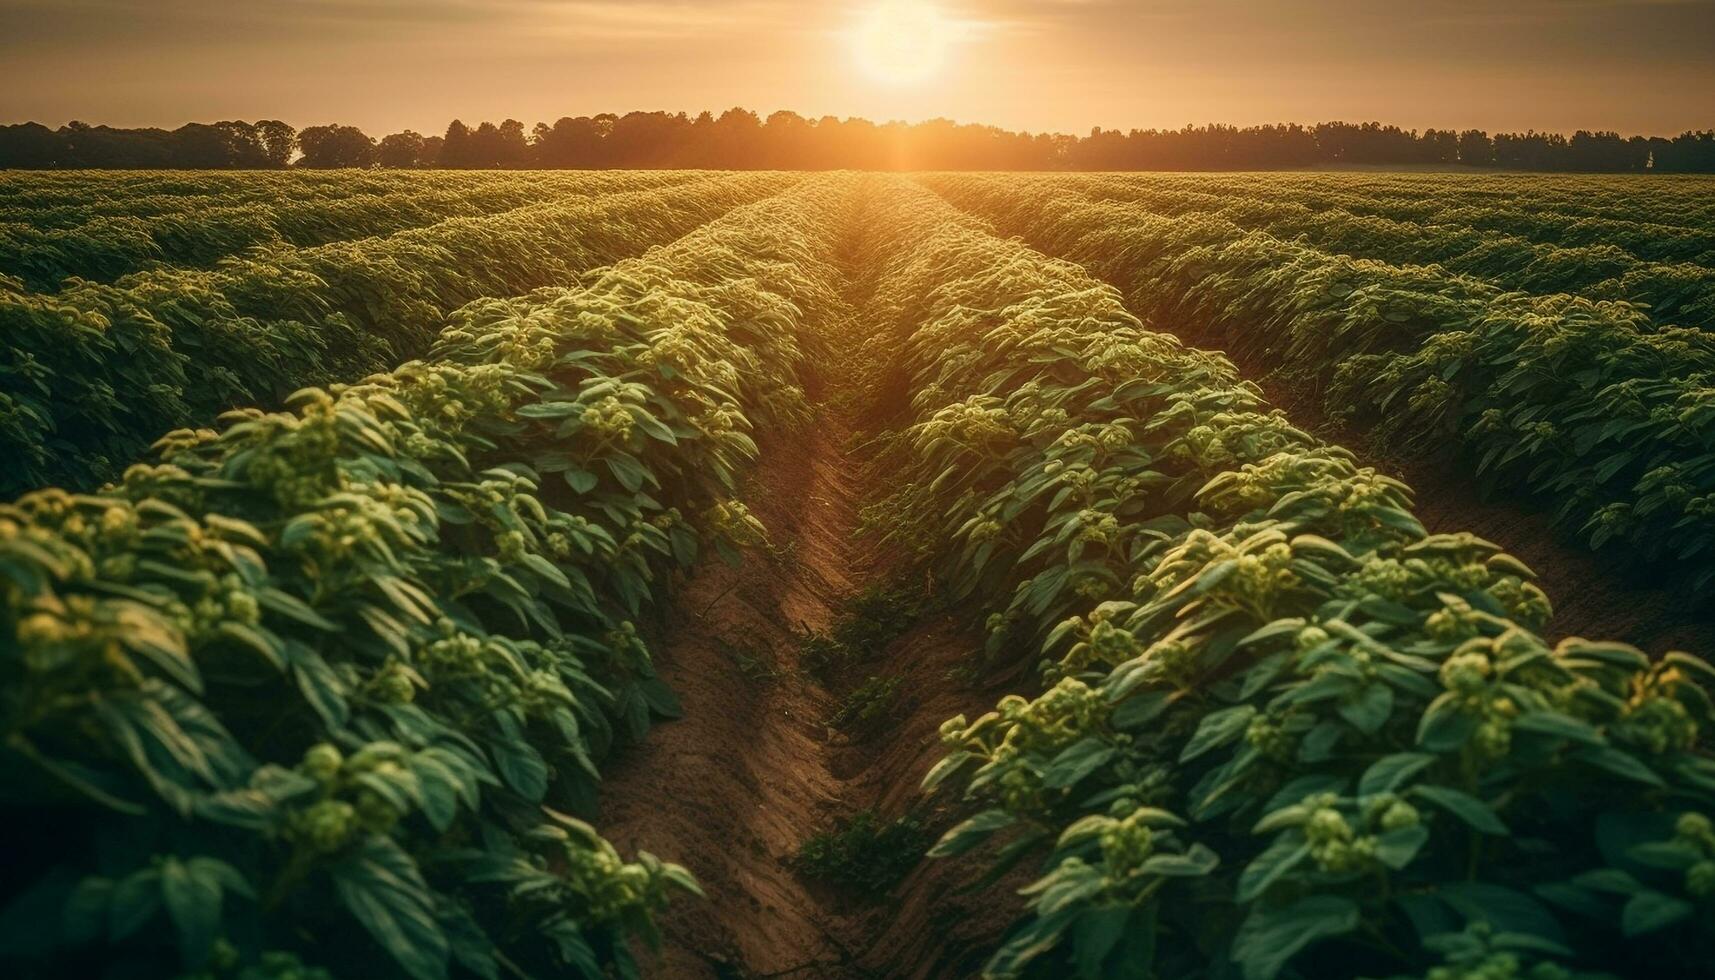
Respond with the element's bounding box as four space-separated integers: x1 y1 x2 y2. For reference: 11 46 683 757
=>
301 743 343 783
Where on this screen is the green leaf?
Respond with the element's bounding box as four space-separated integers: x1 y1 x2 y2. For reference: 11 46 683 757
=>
1416 693 1477 751
1237 833 1311 903
1180 705 1256 762
930 809 1016 857
1141 843 1219 877
102 867 162 941
1512 710 1604 746
1359 752 1435 797
985 908 1077 978
1438 882 1565 945
1411 785 1509 835
1374 825 1430 870
1231 895 1359 980
1577 745 1667 788
1338 682 1393 736
488 730 548 802
1042 737 1117 790
332 839 450 980
161 858 221 967
1622 890 1694 937
1071 903 1133 978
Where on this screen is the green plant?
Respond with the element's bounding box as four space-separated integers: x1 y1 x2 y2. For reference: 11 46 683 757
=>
0 175 854 980
923 172 1715 592
794 808 932 897
0 173 794 495
798 585 927 679
857 177 1715 979
830 674 905 732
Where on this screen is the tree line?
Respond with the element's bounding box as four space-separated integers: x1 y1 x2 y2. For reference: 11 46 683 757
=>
3 111 1713 172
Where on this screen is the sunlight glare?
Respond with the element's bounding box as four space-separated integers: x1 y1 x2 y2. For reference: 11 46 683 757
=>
852 2 953 87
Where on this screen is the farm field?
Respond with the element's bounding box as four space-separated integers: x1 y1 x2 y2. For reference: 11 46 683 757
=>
7 168 1715 980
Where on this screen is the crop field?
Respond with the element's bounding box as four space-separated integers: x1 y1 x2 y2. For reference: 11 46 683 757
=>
7 169 1715 980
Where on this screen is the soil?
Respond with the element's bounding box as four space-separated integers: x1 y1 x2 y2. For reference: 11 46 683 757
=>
596 410 1024 979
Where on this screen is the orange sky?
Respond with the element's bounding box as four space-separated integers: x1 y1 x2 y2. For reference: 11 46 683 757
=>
2 0 1712 136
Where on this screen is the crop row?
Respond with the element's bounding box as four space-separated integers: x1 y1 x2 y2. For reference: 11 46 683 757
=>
1056 176 1715 326
1132 173 1715 263
853 177 1715 978
0 172 701 291
0 176 854 980
923 174 1715 597
0 174 797 497
1134 172 1715 242
0 170 520 219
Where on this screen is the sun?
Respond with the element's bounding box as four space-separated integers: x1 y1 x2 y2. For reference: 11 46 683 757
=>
852 2 953 86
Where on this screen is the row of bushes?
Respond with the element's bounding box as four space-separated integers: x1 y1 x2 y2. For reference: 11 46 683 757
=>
1 171 695 290
0 174 795 495
0 177 854 979
926 174 1715 595
1063 177 1715 327
858 178 1715 978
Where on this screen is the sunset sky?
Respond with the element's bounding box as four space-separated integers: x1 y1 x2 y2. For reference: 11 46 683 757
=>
3 0 1713 136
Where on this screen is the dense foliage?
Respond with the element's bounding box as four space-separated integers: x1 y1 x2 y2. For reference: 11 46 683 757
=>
5 169 1715 980
0 173 794 495
852 177 1715 978
924 172 1715 595
0 171 697 290
0 177 856 980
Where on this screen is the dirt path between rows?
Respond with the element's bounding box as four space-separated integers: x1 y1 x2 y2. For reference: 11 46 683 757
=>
596 412 863 977
597 406 1020 979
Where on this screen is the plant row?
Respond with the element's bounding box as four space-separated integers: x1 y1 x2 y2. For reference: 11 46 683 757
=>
924 174 1715 595
0 174 797 497
0 175 856 980
0 170 523 224
1056 175 1715 327
1142 173 1715 265
854 177 1715 979
0 172 700 292
1122 172 1715 248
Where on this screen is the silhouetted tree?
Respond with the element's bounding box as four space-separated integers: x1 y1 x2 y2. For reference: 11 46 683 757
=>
255 120 296 167
497 119 529 167
376 130 428 168
440 120 474 168
296 125 376 168
6 112 1715 173
1457 129 1495 166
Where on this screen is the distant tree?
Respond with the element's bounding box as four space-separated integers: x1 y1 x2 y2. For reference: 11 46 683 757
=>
1654 130 1715 172
441 119 474 168
376 130 428 168
296 124 376 168
497 119 529 167
1494 131 1568 170
0 122 62 167
533 116 603 167
255 120 296 167
1420 128 1459 164
5 110 1714 173
1457 129 1494 166
1568 130 1645 172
